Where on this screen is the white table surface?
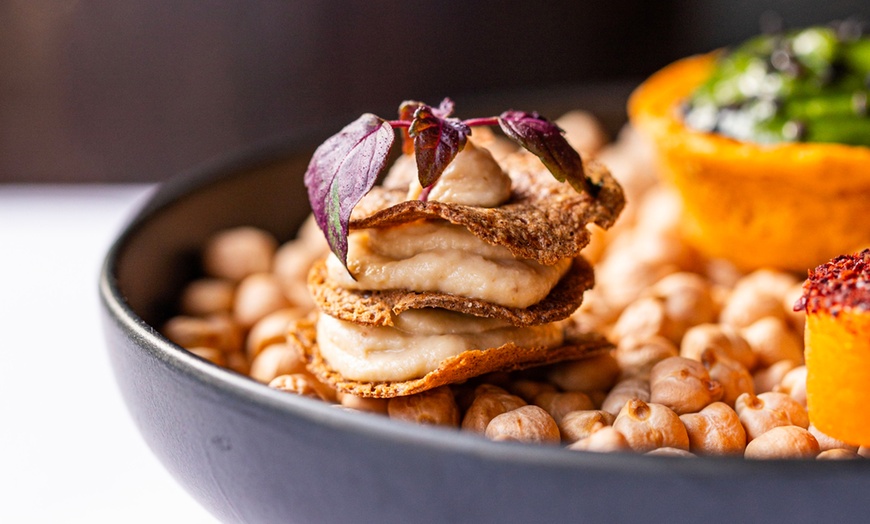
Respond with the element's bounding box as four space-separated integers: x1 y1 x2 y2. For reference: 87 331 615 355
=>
0 185 217 523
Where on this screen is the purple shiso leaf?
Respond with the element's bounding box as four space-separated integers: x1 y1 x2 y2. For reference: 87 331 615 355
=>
409 104 470 190
498 110 594 195
303 113 395 269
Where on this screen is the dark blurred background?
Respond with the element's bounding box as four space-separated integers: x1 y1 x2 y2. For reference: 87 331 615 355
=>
2 0 867 182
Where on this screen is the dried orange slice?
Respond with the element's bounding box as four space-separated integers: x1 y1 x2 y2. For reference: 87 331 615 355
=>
797 249 870 445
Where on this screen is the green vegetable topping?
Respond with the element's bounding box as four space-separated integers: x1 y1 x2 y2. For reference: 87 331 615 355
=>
683 21 870 146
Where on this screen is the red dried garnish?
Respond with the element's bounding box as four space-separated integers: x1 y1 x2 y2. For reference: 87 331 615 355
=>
795 249 870 315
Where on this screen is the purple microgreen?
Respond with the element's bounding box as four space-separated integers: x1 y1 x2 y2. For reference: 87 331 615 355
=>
398 100 424 155
303 100 603 273
498 110 597 196
303 113 395 270
409 104 471 190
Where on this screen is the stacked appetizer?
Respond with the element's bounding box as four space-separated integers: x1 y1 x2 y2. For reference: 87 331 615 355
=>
292 100 625 397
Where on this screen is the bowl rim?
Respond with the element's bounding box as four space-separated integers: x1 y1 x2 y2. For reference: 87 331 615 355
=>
98 120 870 480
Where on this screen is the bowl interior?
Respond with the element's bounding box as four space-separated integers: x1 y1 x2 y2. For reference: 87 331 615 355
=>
101 86 870 523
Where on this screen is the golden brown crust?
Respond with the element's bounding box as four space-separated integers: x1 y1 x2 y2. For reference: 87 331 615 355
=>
288 315 613 398
350 157 624 266
307 256 595 327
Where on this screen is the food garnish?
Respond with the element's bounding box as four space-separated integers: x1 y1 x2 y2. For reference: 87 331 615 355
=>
304 99 601 270
683 22 870 145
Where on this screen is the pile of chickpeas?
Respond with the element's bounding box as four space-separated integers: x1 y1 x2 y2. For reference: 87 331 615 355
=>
161 111 866 459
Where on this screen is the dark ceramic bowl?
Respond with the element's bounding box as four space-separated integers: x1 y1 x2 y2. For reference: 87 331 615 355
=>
100 88 870 524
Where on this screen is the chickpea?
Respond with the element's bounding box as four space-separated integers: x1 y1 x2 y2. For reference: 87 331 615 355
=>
272 239 320 287
645 272 717 342
775 365 808 408
572 288 621 333
272 239 322 310
753 359 800 394
817 449 862 460
704 258 743 290
179 278 235 317
807 424 859 453
337 392 389 415
680 323 757 371
611 296 672 344
462 391 527 434
612 399 689 452
485 405 561 444
388 387 460 427
249 342 306 383
679 402 746 456
453 382 507 413
700 349 754 406
586 390 608 410
601 377 650 416
594 246 677 312
720 290 784 328
555 110 608 155
720 271 794 328
233 272 291 329
559 410 616 443
295 213 330 251
547 352 620 393
508 380 558 403
246 307 305 360
569 427 631 453
187 346 227 367
631 229 701 273
613 335 679 379
741 316 804 368
162 314 243 353
632 186 684 237
533 391 595 425
649 357 723 415
735 392 809 442
600 125 658 197
202 226 277 282
744 426 820 459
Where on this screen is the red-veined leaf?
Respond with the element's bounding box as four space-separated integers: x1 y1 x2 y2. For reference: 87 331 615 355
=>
303 113 395 270
409 104 470 190
498 110 595 195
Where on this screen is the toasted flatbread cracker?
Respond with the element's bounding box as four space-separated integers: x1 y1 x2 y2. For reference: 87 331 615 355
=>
308 256 594 327
288 315 613 398
350 157 624 266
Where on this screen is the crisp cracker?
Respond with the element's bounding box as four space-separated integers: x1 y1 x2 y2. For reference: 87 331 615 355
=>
288 315 612 398
308 256 595 327
350 156 624 266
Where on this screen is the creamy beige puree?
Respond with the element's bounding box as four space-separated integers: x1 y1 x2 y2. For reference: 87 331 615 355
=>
326 224 571 308
326 143 572 308
317 310 565 381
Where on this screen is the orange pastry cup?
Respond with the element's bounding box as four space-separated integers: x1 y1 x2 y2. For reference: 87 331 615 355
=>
798 249 870 446
628 54 870 272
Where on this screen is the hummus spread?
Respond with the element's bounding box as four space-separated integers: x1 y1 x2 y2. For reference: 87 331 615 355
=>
317 143 574 381
316 309 565 381
325 143 572 309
